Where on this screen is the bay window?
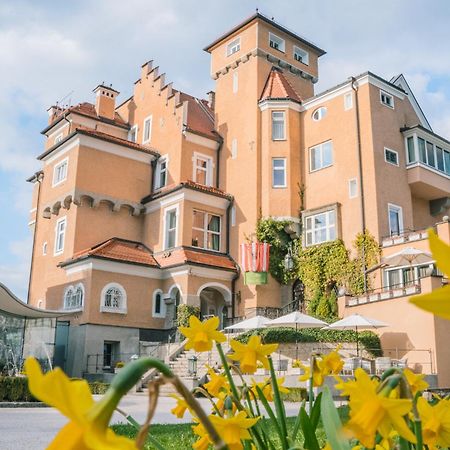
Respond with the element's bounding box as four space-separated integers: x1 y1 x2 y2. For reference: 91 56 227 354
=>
304 209 336 246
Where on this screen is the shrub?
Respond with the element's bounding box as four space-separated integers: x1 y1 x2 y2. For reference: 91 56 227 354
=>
89 381 109 395
0 376 37 402
177 304 200 328
235 327 382 357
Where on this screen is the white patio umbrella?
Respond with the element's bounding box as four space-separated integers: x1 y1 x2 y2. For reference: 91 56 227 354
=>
268 312 328 360
224 315 272 330
383 247 432 266
324 313 389 356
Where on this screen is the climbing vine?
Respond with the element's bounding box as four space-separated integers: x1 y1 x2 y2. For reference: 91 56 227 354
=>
255 217 294 284
176 305 200 328
255 217 380 319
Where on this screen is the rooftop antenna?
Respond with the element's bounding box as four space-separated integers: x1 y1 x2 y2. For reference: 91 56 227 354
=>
256 7 258 12
55 90 74 109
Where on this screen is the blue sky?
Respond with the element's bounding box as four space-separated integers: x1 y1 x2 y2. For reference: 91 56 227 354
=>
1 0 450 300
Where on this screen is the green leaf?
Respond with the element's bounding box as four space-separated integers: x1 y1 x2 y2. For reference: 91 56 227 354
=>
310 391 322 431
320 387 350 450
299 407 320 450
255 385 284 442
291 399 306 441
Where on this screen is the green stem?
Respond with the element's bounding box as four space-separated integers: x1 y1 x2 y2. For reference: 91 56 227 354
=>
216 343 241 404
268 357 288 450
414 420 423 450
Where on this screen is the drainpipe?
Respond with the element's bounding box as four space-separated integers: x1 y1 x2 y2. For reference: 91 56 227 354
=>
351 77 367 292
215 135 223 189
226 197 239 319
27 171 44 303
150 157 158 194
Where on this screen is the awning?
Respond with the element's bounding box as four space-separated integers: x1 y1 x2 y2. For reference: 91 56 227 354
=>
0 282 73 319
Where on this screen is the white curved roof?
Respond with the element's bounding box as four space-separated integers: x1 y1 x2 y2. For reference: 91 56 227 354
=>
0 282 73 319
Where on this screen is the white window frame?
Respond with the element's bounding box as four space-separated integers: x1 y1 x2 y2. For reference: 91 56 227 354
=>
271 111 286 141
42 242 47 255
348 178 358 199
388 203 404 237
128 125 138 142
63 283 84 311
193 153 213 186
272 158 287 188
384 148 399 166
100 283 127 314
155 155 169 189
231 206 236 227
309 140 333 172
293 46 309 65
143 116 152 144
344 92 353 110
54 133 63 144
54 216 67 256
192 210 222 252
52 157 68 187
312 107 327 121
380 90 394 109
226 37 240 56
163 205 179 250
269 32 285 52
232 71 239 94
152 289 166 318
304 209 337 247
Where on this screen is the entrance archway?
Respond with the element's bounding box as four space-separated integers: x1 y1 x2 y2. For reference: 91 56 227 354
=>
197 283 231 329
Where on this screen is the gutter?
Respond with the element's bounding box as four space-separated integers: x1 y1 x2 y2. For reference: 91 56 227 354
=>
215 135 223 188
351 77 367 292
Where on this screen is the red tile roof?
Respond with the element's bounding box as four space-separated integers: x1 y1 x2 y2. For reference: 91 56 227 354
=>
142 180 233 204
46 102 128 132
260 67 302 103
75 127 159 157
155 247 237 271
180 93 218 141
68 238 158 266
61 238 237 272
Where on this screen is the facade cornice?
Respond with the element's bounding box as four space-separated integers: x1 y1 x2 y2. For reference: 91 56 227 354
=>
258 99 303 112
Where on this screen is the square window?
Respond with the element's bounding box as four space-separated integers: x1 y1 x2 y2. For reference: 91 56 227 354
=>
192 210 221 251
293 46 309 64
269 33 285 52
309 141 333 172
384 148 399 166
226 37 240 56
304 209 337 246
380 90 394 108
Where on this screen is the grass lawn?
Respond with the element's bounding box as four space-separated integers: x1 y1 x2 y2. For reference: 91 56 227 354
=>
112 408 349 449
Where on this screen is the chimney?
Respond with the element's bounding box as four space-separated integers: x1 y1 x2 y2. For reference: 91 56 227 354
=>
93 84 119 120
46 105 63 124
207 91 215 110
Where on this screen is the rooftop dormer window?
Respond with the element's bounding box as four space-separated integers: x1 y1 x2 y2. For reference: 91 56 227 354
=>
226 37 240 56
380 90 394 109
269 33 285 52
293 46 309 65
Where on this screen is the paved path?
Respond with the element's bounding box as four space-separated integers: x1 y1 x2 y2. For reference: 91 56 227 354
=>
0 394 310 449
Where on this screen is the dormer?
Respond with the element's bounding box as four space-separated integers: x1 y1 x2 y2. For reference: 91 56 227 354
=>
93 84 119 120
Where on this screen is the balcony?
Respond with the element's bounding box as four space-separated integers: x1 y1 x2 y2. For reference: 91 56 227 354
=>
407 162 450 200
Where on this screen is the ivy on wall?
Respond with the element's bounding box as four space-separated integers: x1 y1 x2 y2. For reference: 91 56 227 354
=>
255 218 380 319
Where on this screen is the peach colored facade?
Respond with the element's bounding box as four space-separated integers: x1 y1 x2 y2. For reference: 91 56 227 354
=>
25 13 450 379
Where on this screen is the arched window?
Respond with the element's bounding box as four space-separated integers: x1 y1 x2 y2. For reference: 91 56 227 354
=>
152 290 166 318
63 283 84 310
100 283 127 314
312 107 327 121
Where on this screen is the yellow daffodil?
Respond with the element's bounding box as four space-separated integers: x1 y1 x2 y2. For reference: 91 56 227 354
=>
250 377 289 402
410 230 450 320
204 367 229 397
228 335 278 374
192 420 212 450
299 358 325 387
214 389 236 414
209 411 259 450
343 368 416 448
403 368 429 395
417 397 450 448
25 357 136 449
179 316 226 352
321 348 344 375
170 394 191 418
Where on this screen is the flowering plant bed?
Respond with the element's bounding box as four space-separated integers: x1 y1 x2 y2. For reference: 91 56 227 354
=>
24 230 450 449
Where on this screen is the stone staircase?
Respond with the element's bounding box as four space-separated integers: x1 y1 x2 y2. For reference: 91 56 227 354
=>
143 342 231 396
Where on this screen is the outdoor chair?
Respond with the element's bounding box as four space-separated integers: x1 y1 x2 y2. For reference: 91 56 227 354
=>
375 357 392 374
